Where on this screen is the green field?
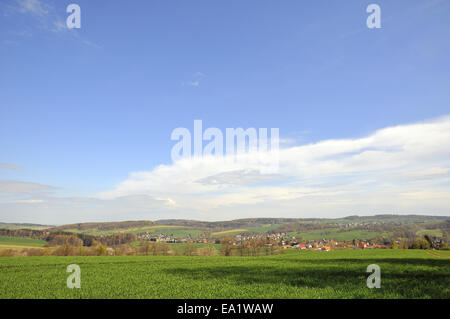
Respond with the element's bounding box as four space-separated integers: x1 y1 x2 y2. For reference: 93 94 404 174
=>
0 236 47 249
288 229 394 241
131 242 220 252
211 228 249 236
138 228 204 238
0 250 448 298
0 223 51 230
417 229 443 237
165 242 220 250
60 225 205 237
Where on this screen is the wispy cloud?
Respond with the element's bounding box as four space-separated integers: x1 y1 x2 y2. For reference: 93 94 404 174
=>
2 0 100 48
0 163 22 169
182 81 199 87
9 0 55 31
0 180 55 194
9 30 33 37
182 72 206 87
0 194 175 224
13 199 45 204
52 19 66 33
193 72 206 78
16 0 48 17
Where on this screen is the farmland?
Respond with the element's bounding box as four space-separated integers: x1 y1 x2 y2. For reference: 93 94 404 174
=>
287 229 394 241
14 215 446 239
0 236 46 250
52 225 205 237
1 215 447 244
0 223 51 230
0 249 448 299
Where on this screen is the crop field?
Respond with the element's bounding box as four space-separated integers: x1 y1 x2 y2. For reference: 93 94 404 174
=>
0 249 448 299
288 229 394 241
211 225 282 237
62 225 205 237
139 228 204 238
209 226 394 241
211 228 249 236
129 242 221 253
416 229 443 237
0 236 46 250
164 242 220 251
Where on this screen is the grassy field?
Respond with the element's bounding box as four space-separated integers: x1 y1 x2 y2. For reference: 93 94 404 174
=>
288 229 394 241
417 229 443 237
0 249 448 299
130 242 221 252
61 225 205 237
0 223 51 230
0 236 47 250
211 228 249 236
165 242 220 251
209 226 394 241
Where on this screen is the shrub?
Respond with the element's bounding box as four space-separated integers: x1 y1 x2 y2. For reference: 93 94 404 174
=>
197 246 217 256
0 249 16 257
52 244 79 256
23 248 44 256
411 238 431 249
95 245 107 256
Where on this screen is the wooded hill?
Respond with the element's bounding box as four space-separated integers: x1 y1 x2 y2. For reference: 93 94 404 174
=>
1 215 448 242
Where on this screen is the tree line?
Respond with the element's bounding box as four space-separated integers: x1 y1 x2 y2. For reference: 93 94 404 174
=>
0 228 138 247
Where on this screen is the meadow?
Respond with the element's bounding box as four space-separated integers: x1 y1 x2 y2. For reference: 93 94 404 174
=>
60 225 205 237
287 229 394 241
0 249 448 299
0 236 46 250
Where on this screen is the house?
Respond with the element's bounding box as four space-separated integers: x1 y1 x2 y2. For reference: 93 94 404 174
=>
372 244 388 249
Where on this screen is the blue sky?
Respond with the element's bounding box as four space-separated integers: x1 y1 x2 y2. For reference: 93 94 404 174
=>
1 0 450 224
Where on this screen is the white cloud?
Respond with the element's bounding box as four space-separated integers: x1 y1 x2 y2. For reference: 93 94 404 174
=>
94 115 450 220
2 116 450 223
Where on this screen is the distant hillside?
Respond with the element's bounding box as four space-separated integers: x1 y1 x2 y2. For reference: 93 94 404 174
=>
154 215 448 228
0 222 52 230
48 220 155 235
1 215 448 241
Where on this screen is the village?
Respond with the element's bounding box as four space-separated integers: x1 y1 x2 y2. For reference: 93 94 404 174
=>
136 231 390 251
